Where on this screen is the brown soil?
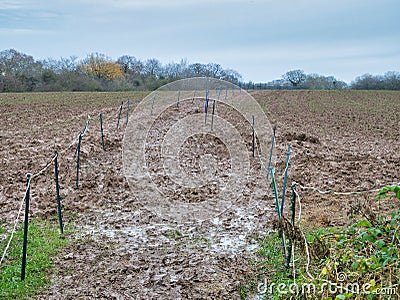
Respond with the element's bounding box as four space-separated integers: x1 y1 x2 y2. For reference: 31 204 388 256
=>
258 90 400 228
0 90 399 299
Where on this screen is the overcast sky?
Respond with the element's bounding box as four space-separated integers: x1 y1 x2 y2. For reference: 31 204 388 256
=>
0 0 399 83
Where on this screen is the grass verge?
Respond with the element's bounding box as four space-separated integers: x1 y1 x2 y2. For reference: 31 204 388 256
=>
241 185 400 300
0 218 70 299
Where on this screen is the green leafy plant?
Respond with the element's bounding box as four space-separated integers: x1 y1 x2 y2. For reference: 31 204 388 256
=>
251 185 400 300
376 185 400 201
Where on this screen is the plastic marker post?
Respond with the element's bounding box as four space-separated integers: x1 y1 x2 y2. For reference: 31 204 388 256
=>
211 99 216 131
21 173 31 281
280 144 291 214
100 112 105 150
116 101 123 131
53 151 64 234
76 133 82 188
266 126 277 179
204 90 209 124
252 115 255 158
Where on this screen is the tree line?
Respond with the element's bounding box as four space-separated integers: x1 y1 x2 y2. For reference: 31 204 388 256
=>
262 69 400 90
1 49 399 92
0 49 241 92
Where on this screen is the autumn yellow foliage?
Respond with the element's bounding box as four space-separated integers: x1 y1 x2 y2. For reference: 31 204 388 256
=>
81 54 124 80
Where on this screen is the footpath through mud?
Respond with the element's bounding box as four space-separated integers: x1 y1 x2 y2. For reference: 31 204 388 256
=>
0 90 399 299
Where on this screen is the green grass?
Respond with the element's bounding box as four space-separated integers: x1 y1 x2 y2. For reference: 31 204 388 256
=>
243 186 400 300
239 232 306 300
0 218 70 299
164 230 183 240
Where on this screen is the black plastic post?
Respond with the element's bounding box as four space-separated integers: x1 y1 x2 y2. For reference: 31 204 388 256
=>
116 101 123 131
251 115 255 158
266 126 277 179
21 173 31 281
126 99 130 125
285 184 297 268
177 91 180 108
73 142 79 159
204 90 209 125
76 133 82 188
271 170 286 258
280 144 291 215
192 90 196 103
54 151 64 234
211 100 216 131
100 112 105 151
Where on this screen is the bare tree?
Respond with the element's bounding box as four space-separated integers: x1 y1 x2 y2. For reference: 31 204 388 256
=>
205 63 223 78
0 49 43 91
303 73 347 90
0 48 244 92
283 69 307 87
188 63 206 77
144 58 162 78
383 71 400 90
117 55 146 76
221 69 242 84
42 56 78 74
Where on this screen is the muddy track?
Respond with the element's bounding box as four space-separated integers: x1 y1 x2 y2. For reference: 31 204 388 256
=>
0 90 399 299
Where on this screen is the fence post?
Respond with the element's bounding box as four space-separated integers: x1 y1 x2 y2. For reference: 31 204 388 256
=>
76 133 82 188
53 151 64 234
177 90 180 108
211 100 216 131
252 115 255 158
270 169 281 219
100 112 105 151
271 169 286 258
21 173 31 281
116 101 123 131
285 183 297 268
266 126 276 179
280 144 291 215
204 90 209 125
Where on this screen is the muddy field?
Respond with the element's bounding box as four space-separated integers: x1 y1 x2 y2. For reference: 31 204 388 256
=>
0 90 399 299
